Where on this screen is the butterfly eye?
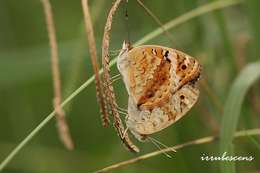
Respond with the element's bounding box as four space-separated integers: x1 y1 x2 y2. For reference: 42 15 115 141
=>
180 95 185 99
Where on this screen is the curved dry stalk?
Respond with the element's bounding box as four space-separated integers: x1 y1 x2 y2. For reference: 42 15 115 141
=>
81 0 109 127
94 128 260 173
136 0 175 46
102 0 139 152
41 0 74 150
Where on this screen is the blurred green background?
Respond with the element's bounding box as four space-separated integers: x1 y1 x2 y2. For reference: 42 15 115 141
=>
0 0 260 172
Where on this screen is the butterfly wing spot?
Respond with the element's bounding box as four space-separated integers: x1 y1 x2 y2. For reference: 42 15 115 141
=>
162 50 171 62
145 90 155 99
163 50 169 57
152 48 157 55
165 58 171 63
174 51 201 93
181 64 187 70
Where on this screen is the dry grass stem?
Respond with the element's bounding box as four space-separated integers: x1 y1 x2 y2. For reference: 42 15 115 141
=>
94 128 260 173
41 0 74 150
136 0 175 46
81 0 109 127
102 0 139 152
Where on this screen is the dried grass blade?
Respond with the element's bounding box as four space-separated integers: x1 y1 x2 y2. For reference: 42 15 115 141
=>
82 0 110 127
41 0 74 150
102 0 139 152
94 128 260 173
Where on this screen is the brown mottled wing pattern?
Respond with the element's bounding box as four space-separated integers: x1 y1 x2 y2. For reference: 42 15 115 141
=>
127 46 173 110
124 45 201 138
127 82 199 136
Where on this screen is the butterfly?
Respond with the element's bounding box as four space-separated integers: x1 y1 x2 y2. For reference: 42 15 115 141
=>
117 41 201 141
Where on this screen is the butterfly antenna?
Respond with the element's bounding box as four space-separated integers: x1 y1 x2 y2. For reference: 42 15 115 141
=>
148 136 177 156
103 74 121 87
118 110 128 116
148 137 172 158
110 73 121 80
109 49 122 53
110 75 121 84
122 127 129 139
116 106 128 113
150 136 177 152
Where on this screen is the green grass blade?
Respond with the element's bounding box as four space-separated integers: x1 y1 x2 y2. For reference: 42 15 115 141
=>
134 0 242 46
246 135 260 151
0 75 95 172
220 61 260 173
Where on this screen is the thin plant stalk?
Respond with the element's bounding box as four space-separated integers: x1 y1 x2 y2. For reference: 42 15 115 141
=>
101 0 139 152
41 0 74 150
82 0 109 127
94 128 260 173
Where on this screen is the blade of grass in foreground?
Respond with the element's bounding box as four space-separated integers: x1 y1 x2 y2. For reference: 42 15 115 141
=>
220 61 260 173
0 0 243 171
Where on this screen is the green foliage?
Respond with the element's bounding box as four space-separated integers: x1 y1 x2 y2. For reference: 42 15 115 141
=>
220 61 260 173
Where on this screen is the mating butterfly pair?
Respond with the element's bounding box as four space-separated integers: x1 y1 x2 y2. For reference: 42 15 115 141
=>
100 41 201 152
